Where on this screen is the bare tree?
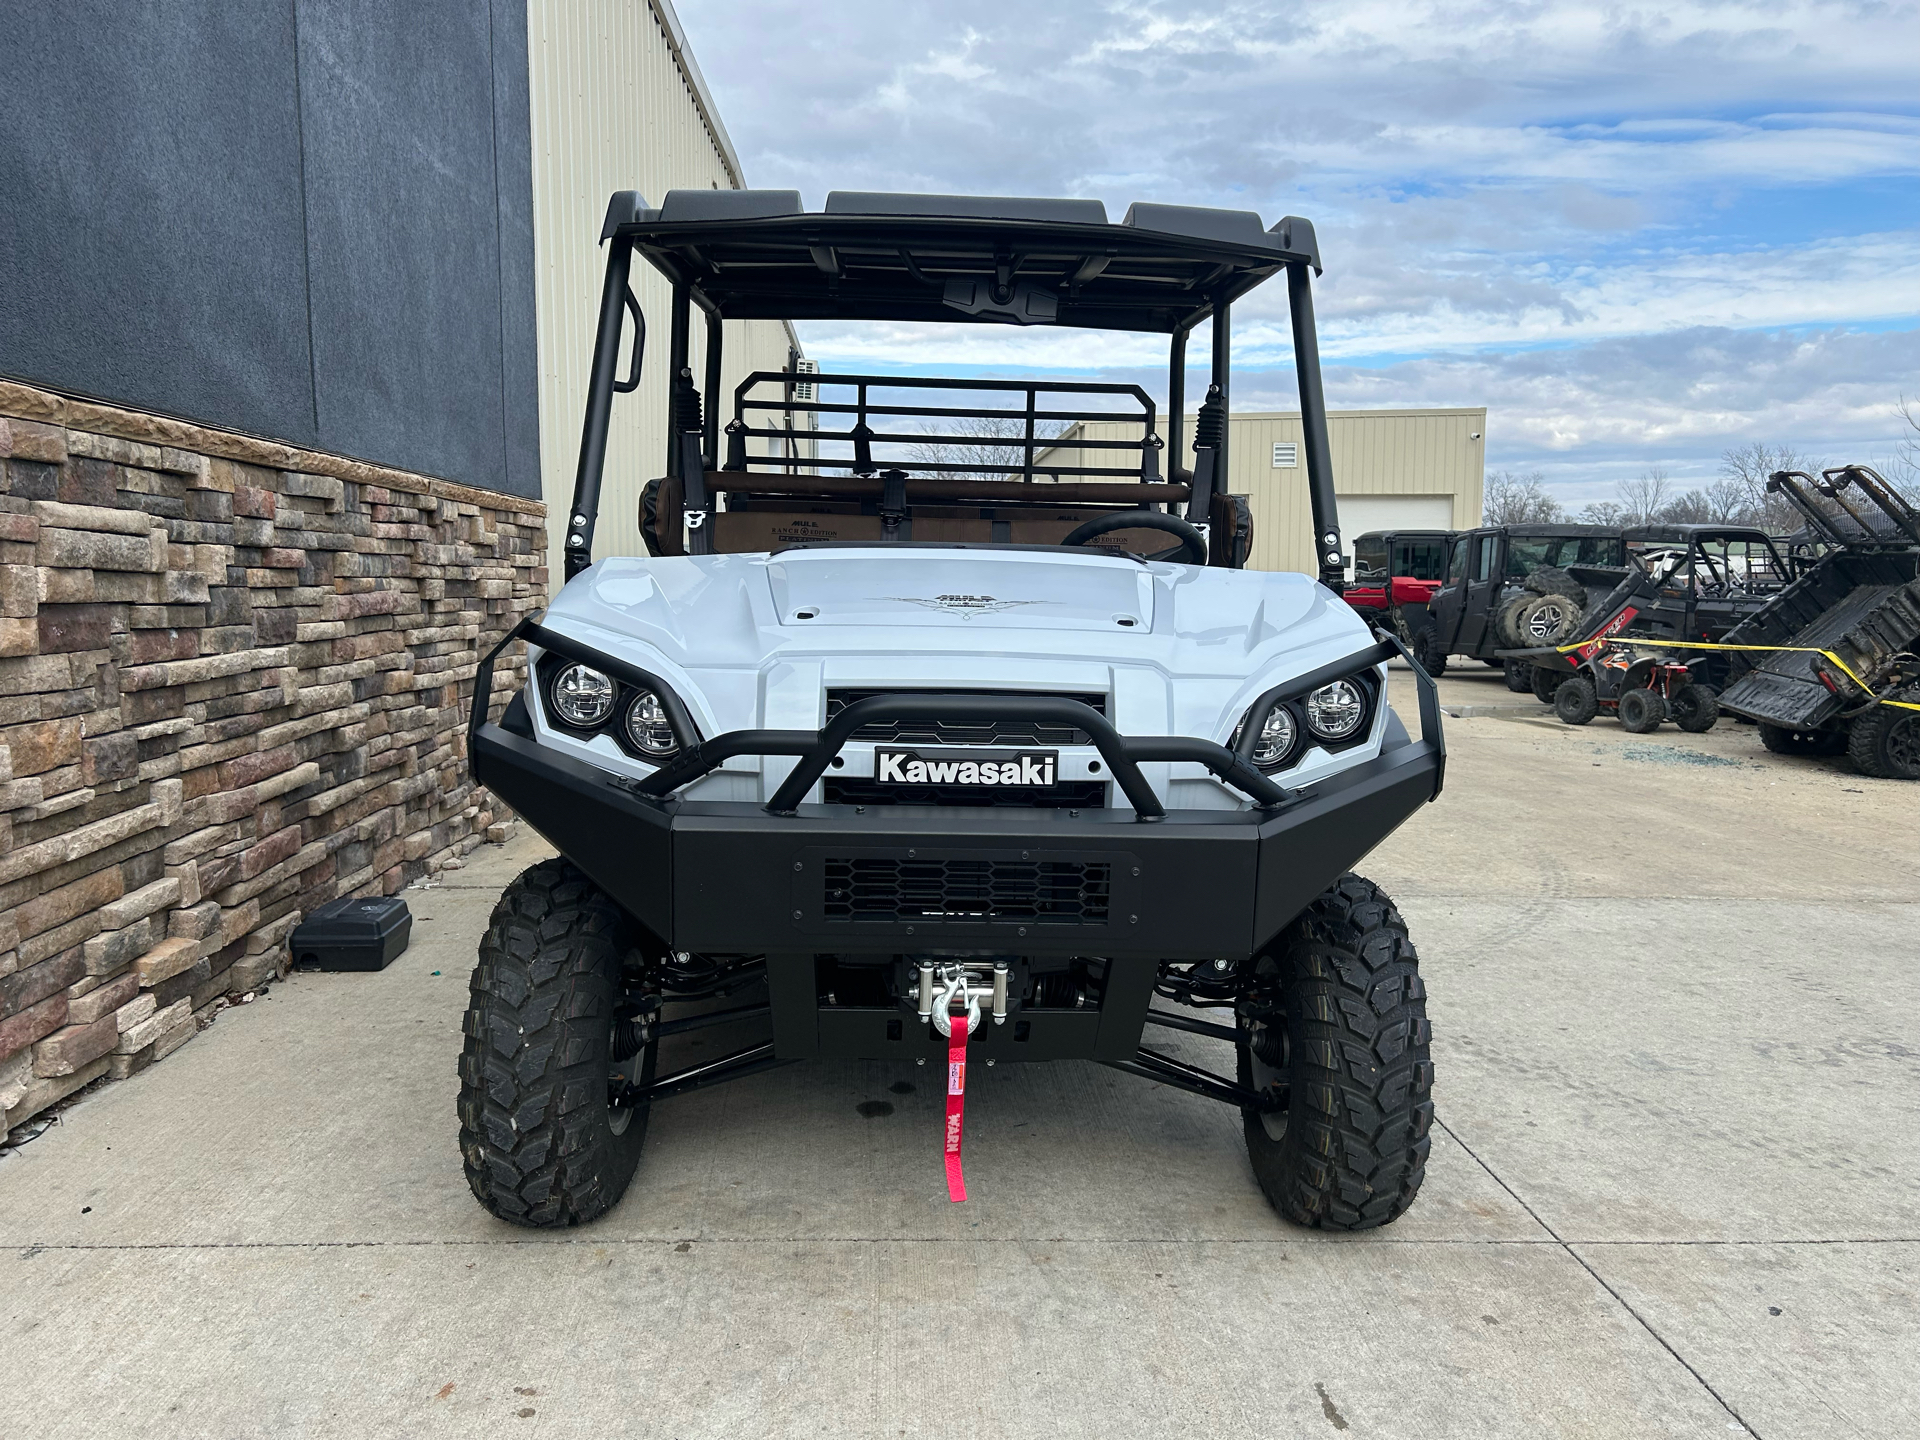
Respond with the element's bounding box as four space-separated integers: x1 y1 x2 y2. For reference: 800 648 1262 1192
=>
1580 499 1629 526
1891 396 1920 504
907 413 1067 481
1719 441 1822 532
1617 468 1672 525
1702 477 1754 523
1482 469 1563 524
1660 489 1715 525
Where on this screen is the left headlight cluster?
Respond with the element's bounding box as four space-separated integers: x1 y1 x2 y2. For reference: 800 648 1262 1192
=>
538 656 685 762
1232 673 1378 773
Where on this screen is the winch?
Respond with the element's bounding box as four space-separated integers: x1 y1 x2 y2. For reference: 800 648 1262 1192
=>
915 960 1010 1037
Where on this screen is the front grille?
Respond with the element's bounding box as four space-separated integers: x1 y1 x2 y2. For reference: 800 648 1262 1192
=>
824 778 1107 809
822 856 1112 925
824 689 1107 747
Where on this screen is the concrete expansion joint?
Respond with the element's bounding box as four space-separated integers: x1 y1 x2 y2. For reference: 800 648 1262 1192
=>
1435 1114 1768 1440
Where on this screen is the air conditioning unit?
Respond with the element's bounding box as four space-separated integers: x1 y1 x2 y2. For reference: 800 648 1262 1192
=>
1271 441 1299 469
793 357 818 404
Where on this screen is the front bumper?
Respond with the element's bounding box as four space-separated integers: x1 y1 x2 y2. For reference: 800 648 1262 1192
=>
470 631 1443 961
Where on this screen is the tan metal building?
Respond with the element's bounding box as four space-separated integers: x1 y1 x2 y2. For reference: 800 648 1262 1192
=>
527 0 800 575
1042 407 1486 574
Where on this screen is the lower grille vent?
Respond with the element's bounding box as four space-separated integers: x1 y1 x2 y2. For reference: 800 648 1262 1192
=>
822 856 1112 926
824 778 1107 810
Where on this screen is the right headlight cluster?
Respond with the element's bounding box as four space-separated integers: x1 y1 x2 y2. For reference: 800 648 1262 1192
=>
1233 675 1376 773
539 656 687 762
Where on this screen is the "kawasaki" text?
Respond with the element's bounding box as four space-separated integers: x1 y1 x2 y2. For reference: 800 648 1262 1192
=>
876 752 1056 786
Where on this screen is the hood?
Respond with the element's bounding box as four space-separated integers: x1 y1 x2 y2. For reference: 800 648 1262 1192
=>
539 548 1373 739
764 547 1156 632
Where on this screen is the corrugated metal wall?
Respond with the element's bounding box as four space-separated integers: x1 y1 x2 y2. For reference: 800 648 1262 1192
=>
526 0 797 576
1043 408 1486 574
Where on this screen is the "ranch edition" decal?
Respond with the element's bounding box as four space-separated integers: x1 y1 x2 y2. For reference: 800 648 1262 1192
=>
874 749 1058 788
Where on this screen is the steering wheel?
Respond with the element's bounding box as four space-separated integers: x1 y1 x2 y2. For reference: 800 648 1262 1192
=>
1060 510 1209 566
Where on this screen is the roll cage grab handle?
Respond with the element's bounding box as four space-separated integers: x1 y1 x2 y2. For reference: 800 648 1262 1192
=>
562 233 1347 588
470 622 1443 821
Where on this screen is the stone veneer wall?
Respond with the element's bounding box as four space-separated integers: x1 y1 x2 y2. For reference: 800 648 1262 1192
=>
0 380 546 1140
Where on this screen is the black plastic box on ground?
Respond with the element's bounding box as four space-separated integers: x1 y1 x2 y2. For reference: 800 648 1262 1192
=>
291 896 412 972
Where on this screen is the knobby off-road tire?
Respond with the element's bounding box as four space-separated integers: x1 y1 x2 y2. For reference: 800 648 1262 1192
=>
1517 592 1582 646
1758 723 1846 757
1237 874 1434 1230
1503 658 1534 692
1494 596 1535 648
1530 664 1564 705
1846 686 1920 780
1554 675 1599 725
1415 626 1449 676
459 859 656 1227
1618 687 1667 733
1669 683 1719 733
1525 565 1588 603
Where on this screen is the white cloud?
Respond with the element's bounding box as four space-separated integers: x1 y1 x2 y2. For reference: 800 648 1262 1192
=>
674 0 1920 489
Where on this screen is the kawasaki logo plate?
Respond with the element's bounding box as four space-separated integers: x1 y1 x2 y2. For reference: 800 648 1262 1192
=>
874 749 1058 789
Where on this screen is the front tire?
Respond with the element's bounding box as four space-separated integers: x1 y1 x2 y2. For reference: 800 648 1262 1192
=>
1415 626 1449 676
1503 658 1534 692
1237 875 1433 1230
1554 676 1599 725
458 858 656 1227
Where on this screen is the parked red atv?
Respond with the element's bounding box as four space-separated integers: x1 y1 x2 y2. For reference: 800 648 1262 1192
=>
1537 641 1720 733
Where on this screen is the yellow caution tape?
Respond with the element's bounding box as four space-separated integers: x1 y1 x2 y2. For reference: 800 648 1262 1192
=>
1554 635 1920 713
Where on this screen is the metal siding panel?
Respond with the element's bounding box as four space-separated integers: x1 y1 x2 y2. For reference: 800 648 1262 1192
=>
527 0 794 577
1226 410 1483 575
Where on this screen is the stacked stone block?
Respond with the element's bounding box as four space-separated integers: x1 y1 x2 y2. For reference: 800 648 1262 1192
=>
0 381 545 1139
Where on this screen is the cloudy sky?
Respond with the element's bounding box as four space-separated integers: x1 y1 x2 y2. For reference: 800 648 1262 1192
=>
677 0 1920 505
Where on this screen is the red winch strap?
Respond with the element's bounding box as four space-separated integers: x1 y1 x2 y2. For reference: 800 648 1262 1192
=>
944 1012 969 1203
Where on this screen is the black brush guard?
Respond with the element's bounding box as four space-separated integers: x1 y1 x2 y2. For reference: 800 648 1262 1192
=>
467 621 1444 1101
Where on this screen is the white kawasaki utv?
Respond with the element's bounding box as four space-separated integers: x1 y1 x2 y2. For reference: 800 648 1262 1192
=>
463 189 1445 1228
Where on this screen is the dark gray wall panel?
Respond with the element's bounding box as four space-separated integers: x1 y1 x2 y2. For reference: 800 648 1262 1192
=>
0 1 317 445
490 0 541 500
0 0 539 498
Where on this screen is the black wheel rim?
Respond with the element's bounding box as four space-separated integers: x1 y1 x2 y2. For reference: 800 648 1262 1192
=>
1887 713 1920 773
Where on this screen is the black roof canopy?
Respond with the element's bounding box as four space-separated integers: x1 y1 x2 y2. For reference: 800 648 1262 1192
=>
1625 524 1780 545
602 189 1322 334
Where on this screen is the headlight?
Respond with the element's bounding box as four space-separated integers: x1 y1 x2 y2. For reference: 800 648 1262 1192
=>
1304 680 1367 740
625 690 679 756
1250 706 1296 768
551 663 616 727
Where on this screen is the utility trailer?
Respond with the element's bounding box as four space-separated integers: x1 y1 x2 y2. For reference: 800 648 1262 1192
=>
461 188 1445 1230
1714 467 1920 778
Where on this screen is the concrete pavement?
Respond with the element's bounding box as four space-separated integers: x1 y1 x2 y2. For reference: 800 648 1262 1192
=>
3 663 1916 1438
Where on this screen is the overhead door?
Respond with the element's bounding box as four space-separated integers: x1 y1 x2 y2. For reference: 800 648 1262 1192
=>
1337 495 1456 576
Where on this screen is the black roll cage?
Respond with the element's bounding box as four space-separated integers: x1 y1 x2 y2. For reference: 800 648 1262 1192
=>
1768 465 1920 551
725 370 1161 482
560 193 1348 588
